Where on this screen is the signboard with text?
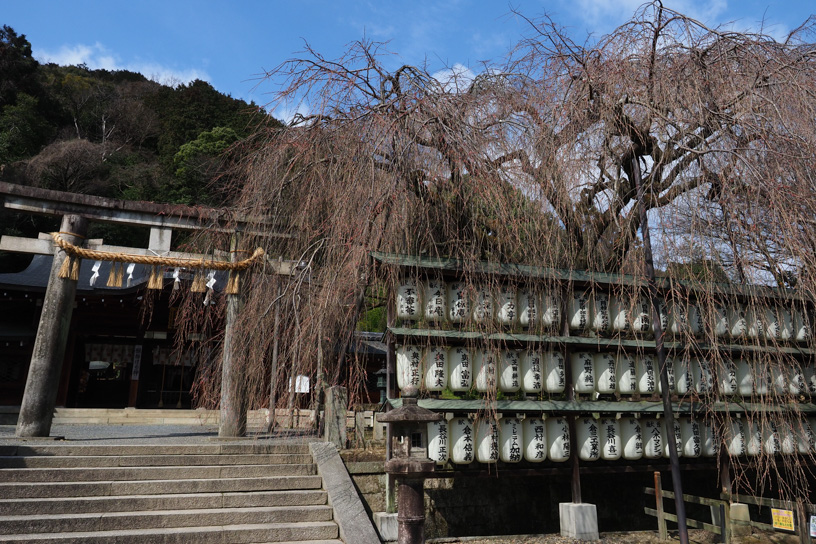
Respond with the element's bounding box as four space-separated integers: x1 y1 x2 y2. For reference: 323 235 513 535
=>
771 509 794 532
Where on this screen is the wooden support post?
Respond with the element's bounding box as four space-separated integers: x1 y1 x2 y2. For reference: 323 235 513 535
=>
796 499 809 544
721 502 731 544
219 235 247 437
655 471 668 542
16 214 88 437
265 279 282 434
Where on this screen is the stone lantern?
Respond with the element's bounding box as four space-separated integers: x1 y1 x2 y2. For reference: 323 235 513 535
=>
376 385 442 544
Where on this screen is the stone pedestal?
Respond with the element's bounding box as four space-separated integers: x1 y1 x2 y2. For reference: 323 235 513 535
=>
374 512 398 542
730 503 751 537
560 502 599 540
324 386 348 449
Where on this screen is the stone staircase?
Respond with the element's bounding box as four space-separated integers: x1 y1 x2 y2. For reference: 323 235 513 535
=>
0 442 342 543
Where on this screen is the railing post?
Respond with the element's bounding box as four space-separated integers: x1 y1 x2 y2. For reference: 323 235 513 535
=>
655 471 668 541
796 499 809 544
721 501 731 544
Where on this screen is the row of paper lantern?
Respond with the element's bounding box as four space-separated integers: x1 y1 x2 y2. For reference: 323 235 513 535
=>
427 414 816 465
396 345 816 396
396 280 812 342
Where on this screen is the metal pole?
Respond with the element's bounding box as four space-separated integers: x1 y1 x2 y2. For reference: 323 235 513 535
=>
631 156 689 544
16 214 87 437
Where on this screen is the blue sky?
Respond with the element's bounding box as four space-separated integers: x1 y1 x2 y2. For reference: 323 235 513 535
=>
5 1 814 121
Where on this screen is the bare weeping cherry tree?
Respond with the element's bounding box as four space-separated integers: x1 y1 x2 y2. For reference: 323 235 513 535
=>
179 1 816 504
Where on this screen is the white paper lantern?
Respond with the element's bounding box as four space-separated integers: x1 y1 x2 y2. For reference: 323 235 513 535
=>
621 417 643 460
546 417 571 462
725 419 746 456
667 302 702 337
642 419 664 459
680 418 702 458
577 417 601 461
728 305 747 339
543 350 566 393
424 346 448 392
631 297 653 335
568 292 589 331
499 350 521 393
795 417 816 454
447 281 469 323
718 358 738 395
616 354 638 395
396 280 422 320
763 421 795 455
674 357 694 396
473 287 494 323
474 348 498 393
744 419 762 456
692 358 714 394
497 285 518 326
735 358 753 396
518 289 537 328
701 419 718 457
788 363 807 396
713 304 729 338
571 352 595 394
499 417 523 463
663 418 683 458
753 362 770 396
476 419 499 463
523 417 547 462
770 365 787 396
600 418 622 460
396 345 422 391
450 417 475 464
805 365 816 395
793 308 812 342
520 350 543 393
540 294 561 329
637 354 659 395
428 419 449 465
589 292 610 332
424 279 446 322
448 346 473 392
664 356 676 393
594 353 617 394
745 307 764 339
610 295 630 333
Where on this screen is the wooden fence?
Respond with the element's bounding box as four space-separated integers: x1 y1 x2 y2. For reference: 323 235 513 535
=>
645 472 814 544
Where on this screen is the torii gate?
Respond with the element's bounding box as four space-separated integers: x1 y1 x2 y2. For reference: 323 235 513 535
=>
0 182 294 438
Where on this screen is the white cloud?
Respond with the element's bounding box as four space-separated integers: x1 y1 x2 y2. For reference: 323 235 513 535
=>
432 64 475 93
35 42 209 87
569 0 728 33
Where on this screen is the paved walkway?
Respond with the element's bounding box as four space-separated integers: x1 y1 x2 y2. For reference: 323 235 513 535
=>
0 424 319 445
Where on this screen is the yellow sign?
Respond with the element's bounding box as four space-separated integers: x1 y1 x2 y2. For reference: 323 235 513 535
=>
772 508 794 531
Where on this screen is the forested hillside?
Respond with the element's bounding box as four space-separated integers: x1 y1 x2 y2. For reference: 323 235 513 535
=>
0 25 282 270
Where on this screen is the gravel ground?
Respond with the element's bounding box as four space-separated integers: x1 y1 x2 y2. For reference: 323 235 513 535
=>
427 529 798 544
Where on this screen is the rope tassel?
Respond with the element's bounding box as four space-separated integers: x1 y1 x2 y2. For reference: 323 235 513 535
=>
147 266 164 290
107 262 123 287
58 255 73 279
225 271 240 295
190 272 207 293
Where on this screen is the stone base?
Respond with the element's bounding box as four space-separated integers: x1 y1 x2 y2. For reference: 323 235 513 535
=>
373 511 398 542
560 502 599 540
730 503 752 537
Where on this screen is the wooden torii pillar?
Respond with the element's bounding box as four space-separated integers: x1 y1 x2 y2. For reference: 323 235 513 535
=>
0 182 291 438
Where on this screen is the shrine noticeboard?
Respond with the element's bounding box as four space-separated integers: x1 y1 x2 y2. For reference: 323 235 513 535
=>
771 509 794 532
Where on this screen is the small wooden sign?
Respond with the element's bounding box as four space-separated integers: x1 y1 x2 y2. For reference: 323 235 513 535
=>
771 508 794 532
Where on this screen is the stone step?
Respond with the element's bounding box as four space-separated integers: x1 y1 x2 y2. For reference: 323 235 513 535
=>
0 505 334 535
0 489 328 516
0 463 316 482
0 475 324 499
0 443 310 457
0 453 313 468
0 521 339 543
